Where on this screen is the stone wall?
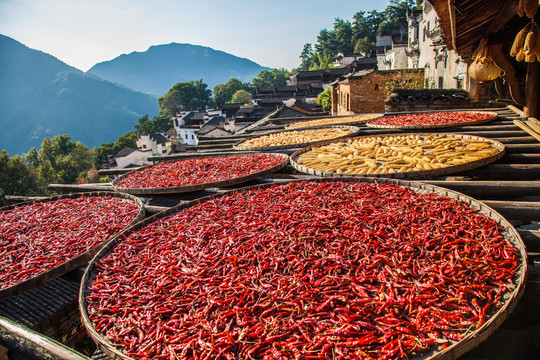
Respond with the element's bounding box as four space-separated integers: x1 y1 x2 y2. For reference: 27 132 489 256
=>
334 69 425 114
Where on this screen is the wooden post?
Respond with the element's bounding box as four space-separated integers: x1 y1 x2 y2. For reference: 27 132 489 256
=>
524 61 539 118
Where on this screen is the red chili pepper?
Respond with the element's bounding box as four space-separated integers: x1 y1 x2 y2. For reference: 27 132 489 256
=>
0 196 140 290
114 154 285 189
369 111 494 127
86 181 520 359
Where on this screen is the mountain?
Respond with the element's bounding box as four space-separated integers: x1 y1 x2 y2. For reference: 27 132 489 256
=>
0 35 159 155
87 43 269 96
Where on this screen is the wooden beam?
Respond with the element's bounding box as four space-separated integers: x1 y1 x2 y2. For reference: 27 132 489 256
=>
524 61 539 118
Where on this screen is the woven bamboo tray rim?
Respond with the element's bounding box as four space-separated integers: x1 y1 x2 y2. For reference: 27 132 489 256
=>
285 113 384 129
79 177 525 360
111 153 289 195
232 125 361 151
290 132 505 180
0 191 144 302
366 111 499 130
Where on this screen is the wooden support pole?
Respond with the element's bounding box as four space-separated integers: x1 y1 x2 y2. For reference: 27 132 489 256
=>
524 61 539 118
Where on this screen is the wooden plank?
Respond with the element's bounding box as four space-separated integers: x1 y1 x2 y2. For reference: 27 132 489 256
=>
499 153 540 164
147 150 258 161
482 200 540 221
518 230 540 250
424 180 540 196
514 120 540 143
97 167 141 175
508 104 525 117
47 184 113 192
0 316 90 360
504 143 540 153
455 164 540 179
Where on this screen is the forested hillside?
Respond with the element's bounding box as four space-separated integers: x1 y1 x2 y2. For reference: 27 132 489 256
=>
0 35 159 155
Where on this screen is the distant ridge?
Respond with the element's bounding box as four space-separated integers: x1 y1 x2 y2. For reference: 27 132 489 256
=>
87 43 270 96
0 34 159 155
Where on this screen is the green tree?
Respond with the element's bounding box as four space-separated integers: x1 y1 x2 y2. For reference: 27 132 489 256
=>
230 90 253 105
134 115 172 135
158 80 212 117
354 37 376 54
298 43 314 71
378 0 414 34
213 78 252 106
0 150 47 205
352 10 384 44
309 53 334 70
251 69 289 88
36 135 94 184
317 88 332 112
333 18 355 54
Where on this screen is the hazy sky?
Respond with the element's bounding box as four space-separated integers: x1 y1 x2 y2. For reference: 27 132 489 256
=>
0 0 389 72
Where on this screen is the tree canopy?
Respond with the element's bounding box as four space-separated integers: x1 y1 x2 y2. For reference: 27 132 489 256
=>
251 69 289 89
294 1 416 72
158 80 213 117
230 90 253 105
213 78 253 106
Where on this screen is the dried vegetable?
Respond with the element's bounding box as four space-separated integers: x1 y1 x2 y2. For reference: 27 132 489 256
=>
367 111 494 128
113 154 285 189
235 127 356 149
517 0 538 19
468 39 502 80
286 114 382 129
510 21 540 62
0 196 140 290
86 181 520 360
295 134 501 175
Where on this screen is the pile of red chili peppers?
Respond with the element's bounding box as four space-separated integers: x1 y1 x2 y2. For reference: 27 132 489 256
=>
86 181 519 359
0 196 140 290
368 112 494 127
114 154 285 189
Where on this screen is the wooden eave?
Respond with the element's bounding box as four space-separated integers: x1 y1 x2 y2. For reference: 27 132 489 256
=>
430 0 519 59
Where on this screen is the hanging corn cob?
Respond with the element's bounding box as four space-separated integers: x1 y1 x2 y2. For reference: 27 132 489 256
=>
468 38 503 81
510 21 539 62
517 0 538 18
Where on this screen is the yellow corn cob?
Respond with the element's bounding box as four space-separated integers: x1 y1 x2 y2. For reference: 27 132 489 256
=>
511 23 531 57
524 24 537 56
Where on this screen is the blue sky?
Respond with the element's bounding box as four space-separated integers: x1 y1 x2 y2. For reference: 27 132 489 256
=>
0 0 390 71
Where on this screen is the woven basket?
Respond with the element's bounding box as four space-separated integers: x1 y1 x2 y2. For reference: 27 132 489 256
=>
290 133 505 179
366 111 499 130
233 126 360 151
79 177 526 360
0 192 144 302
111 153 289 195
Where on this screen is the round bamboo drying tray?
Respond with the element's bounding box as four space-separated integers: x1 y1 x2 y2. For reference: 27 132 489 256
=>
111 153 289 195
232 125 360 151
290 133 505 179
79 177 526 360
285 113 384 129
0 192 144 302
366 111 499 130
